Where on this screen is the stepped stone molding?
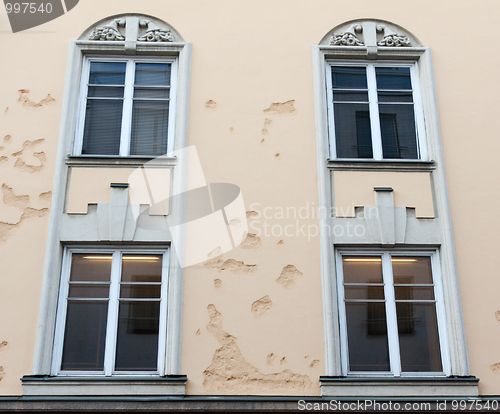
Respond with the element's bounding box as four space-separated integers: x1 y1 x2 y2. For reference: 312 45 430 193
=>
138 20 175 42
89 19 125 41
377 24 411 47
330 24 364 46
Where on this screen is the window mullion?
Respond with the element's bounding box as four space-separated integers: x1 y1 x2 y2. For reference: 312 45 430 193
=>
367 65 383 160
119 60 135 156
325 62 337 159
410 63 428 160
73 58 91 156
103 250 120 376
382 253 401 376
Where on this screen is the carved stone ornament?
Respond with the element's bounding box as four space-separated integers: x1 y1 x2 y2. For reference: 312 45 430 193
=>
138 20 174 42
377 25 411 47
89 19 125 41
330 24 364 46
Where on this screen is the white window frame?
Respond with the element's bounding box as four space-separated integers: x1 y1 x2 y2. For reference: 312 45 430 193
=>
73 56 178 157
51 246 170 377
335 249 451 378
325 61 428 161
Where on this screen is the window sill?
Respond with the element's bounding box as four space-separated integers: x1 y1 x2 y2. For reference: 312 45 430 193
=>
21 375 187 396
327 159 436 172
319 376 479 397
66 155 177 168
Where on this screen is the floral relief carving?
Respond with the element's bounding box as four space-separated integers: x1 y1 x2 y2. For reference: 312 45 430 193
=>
377 25 411 47
89 19 125 41
330 24 364 46
138 20 174 42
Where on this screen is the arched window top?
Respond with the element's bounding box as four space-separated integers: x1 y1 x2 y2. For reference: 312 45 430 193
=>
319 19 422 48
78 14 184 43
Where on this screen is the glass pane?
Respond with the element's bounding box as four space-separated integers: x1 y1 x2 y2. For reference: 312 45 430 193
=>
331 66 367 89
68 284 109 298
379 105 418 159
61 301 108 370
375 67 412 90
395 286 435 301
87 86 124 98
88 62 126 85
378 91 413 103
334 104 373 158
343 256 383 284
134 88 170 100
345 285 384 300
397 302 442 372
134 63 171 86
120 284 161 299
392 257 433 285
70 254 112 282
114 301 160 371
121 255 162 283
332 90 368 102
346 302 390 371
82 99 123 155
129 101 169 156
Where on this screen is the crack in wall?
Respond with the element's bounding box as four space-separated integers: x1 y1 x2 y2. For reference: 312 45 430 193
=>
203 304 312 393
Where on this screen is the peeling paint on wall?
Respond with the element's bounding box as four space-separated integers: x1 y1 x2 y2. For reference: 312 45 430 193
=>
203 304 312 393
39 191 52 203
246 210 259 220
262 118 272 135
490 362 500 372
18 90 55 108
0 185 49 243
205 100 217 110
263 100 296 115
251 295 272 317
276 265 303 289
214 279 222 290
267 353 277 366
309 359 319 369
204 254 257 274
241 233 262 250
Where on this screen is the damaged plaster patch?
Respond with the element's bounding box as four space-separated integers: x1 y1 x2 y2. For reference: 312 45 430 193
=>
0 341 7 351
241 233 262 250
196 329 201 336
214 279 223 290
18 90 55 108
263 100 296 115
14 152 46 173
251 295 272 317
0 366 4 382
280 357 287 366
262 118 272 135
277 240 284 246
205 100 217 110
276 265 303 289
490 362 500 372
3 135 11 143
275 153 280 159
203 304 312 393
309 359 319 369
495 310 500 321
0 157 8 164
267 353 277 366
229 127 234 133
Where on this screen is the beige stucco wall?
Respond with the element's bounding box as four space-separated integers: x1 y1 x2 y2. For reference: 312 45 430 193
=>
0 0 499 397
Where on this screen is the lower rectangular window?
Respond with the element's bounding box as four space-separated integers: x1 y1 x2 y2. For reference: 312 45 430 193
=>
336 250 449 377
52 247 169 376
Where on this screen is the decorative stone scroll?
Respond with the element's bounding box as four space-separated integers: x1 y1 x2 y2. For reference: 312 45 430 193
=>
377 25 411 47
138 20 175 42
330 24 363 46
89 19 125 41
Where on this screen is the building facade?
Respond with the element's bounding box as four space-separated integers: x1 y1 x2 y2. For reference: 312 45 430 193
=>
0 0 499 411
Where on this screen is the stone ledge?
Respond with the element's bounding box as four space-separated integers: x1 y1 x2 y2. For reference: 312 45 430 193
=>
320 376 479 397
